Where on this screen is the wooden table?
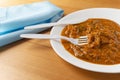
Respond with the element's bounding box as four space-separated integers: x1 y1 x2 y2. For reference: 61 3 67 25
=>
1 0 120 80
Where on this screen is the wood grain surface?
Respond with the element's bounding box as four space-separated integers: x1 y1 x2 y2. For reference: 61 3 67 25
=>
1 0 120 80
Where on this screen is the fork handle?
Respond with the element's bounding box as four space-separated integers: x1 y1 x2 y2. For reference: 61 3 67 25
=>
20 34 70 41
24 22 68 30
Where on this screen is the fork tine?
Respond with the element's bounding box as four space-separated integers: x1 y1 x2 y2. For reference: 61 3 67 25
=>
78 41 87 43
78 39 87 41
78 42 88 45
78 40 87 42
79 36 88 38
78 36 88 45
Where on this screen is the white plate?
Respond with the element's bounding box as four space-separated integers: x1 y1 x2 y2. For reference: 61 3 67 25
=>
50 8 120 73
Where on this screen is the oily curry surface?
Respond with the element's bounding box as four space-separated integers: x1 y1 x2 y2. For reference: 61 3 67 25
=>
61 18 120 65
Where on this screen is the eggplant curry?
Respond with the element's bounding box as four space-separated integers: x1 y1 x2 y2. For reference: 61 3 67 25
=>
61 18 120 65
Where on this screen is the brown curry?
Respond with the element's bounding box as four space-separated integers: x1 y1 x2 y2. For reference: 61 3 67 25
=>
61 18 120 65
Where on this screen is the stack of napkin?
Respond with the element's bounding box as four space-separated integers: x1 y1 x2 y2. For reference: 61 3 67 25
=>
0 1 64 47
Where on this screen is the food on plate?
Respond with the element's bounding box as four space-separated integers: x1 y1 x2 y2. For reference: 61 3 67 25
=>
61 18 120 65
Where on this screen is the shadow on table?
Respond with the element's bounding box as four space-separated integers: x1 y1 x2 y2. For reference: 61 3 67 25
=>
0 28 51 52
0 39 29 52
76 67 120 80
63 59 120 80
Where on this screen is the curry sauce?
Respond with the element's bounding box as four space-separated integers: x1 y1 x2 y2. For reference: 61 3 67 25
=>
61 18 120 65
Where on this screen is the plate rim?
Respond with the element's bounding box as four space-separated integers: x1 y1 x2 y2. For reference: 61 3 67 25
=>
50 8 120 73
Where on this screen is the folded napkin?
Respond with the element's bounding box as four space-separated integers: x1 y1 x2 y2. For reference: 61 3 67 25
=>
0 28 47 47
0 1 64 47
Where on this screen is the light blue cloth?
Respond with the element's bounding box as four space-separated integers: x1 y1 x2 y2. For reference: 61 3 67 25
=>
0 1 64 46
0 1 63 35
0 28 47 47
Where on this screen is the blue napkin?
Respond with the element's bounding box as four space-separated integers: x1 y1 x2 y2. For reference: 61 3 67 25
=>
0 1 64 46
0 28 47 47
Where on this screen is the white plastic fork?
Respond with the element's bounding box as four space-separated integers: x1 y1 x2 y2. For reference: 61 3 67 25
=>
20 34 88 45
24 18 87 29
